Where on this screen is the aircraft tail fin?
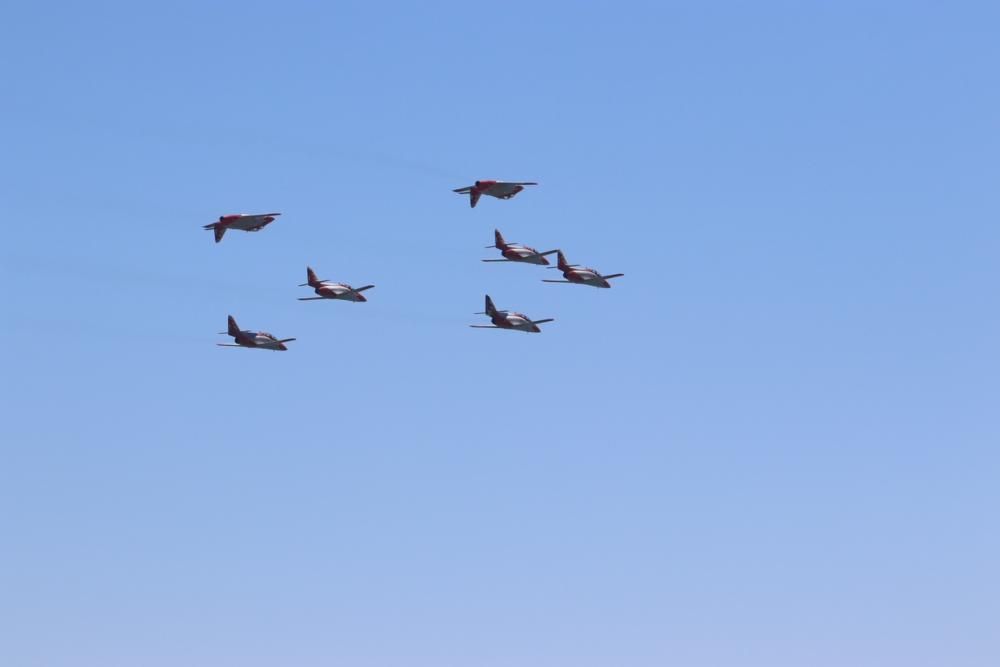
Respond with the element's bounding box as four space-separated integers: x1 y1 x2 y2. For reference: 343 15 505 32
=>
494 229 506 249
557 250 570 271
470 190 482 208
227 315 240 337
306 266 320 286
485 294 497 317
211 224 226 243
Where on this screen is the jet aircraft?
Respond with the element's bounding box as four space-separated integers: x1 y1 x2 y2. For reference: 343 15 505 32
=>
482 229 558 265
453 180 537 208
298 267 375 302
217 315 295 350
470 295 553 333
203 212 281 243
543 250 624 288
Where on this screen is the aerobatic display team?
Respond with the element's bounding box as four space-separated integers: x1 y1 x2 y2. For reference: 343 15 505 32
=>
211 180 624 349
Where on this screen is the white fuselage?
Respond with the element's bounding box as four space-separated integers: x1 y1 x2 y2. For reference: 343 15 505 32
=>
503 244 548 264
237 330 286 349
253 334 279 346
494 312 539 332
566 268 610 287
315 281 363 301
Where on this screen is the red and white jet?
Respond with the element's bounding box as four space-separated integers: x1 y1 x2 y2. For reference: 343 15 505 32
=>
453 180 537 208
298 267 375 302
543 250 624 288
470 295 553 333
217 315 295 351
203 212 281 243
482 229 558 265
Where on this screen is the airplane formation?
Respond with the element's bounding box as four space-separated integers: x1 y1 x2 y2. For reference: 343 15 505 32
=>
208 181 623 349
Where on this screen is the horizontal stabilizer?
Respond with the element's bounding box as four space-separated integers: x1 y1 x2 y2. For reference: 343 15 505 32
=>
531 318 554 325
277 338 296 344
542 279 573 283
354 285 375 292
298 297 326 301
482 259 512 262
601 273 625 279
453 186 473 193
469 325 500 328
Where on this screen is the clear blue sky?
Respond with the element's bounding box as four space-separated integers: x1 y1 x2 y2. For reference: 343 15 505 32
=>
2 2 998 665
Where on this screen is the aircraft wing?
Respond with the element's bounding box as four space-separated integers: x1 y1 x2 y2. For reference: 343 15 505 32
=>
216 343 243 347
453 186 474 193
600 273 625 279
541 279 573 283
481 258 513 262
530 318 554 325
469 325 500 328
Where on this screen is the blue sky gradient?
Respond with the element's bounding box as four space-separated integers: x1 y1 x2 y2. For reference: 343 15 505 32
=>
2 2 998 665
